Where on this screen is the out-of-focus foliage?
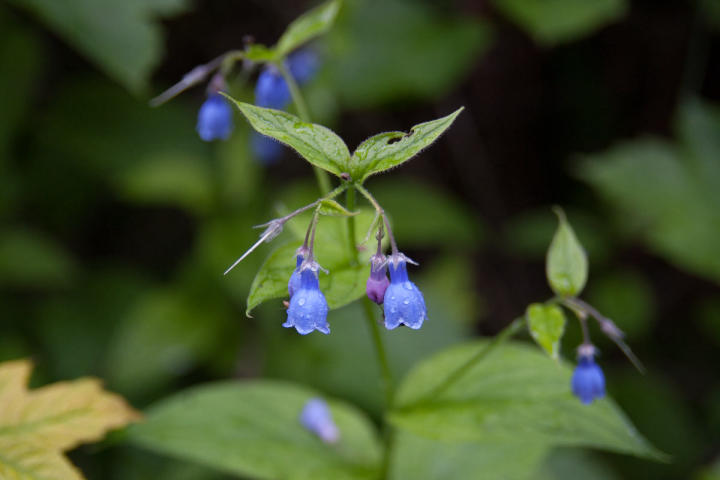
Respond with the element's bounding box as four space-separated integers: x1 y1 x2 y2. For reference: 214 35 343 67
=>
491 0 628 45
0 359 139 480
7 0 190 93
580 99 720 285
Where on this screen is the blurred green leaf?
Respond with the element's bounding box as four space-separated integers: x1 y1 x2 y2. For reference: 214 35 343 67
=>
244 44 278 63
225 99 350 177
129 381 382 480
329 0 492 108
580 100 720 285
700 0 720 31
105 287 234 398
526 303 566 360
0 228 75 288
246 209 376 315
351 108 463 181
532 449 620 480
586 270 654 340
390 342 662 459
275 0 341 58
390 430 549 480
491 0 628 45
8 0 189 93
546 208 588 297
371 179 482 249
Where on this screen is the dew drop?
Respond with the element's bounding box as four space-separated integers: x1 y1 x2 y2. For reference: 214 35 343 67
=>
298 298 306 306
390 296 396 301
403 299 410 305
404 283 413 290
391 307 397 313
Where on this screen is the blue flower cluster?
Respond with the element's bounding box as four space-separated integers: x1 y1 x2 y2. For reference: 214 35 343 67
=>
571 345 605 404
300 398 339 444
253 49 320 164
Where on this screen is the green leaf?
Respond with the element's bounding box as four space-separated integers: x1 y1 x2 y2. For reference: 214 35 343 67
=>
546 207 588 297
8 0 190 93
318 199 357 217
389 430 549 480
275 0 341 57
526 303 566 360
225 99 350 177
0 228 76 288
579 100 720 286
128 380 382 480
491 0 627 45
245 209 376 316
351 108 463 181
244 44 278 63
390 341 663 460
328 0 492 108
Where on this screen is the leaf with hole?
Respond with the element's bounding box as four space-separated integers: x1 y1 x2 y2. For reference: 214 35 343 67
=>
351 108 463 181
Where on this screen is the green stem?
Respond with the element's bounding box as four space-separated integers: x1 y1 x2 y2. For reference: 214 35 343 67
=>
345 188 358 265
277 61 331 195
362 298 394 408
415 316 525 405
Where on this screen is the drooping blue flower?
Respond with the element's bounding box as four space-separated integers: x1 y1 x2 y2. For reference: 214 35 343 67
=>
571 352 606 405
287 48 320 85
196 93 234 141
255 66 291 109
383 253 427 330
300 398 339 444
252 132 285 165
366 252 389 305
287 247 308 297
283 261 329 335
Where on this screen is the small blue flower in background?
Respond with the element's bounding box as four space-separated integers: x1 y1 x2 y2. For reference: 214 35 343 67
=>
196 93 234 141
255 66 292 109
572 346 606 405
252 133 285 165
288 48 320 85
284 260 330 335
300 398 339 444
383 253 427 330
288 247 308 297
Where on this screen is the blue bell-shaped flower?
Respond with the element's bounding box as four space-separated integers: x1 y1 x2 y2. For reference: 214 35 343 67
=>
571 347 606 404
196 93 233 141
284 260 329 335
255 66 292 109
288 48 320 85
383 253 427 330
366 252 390 305
252 132 285 165
300 398 339 444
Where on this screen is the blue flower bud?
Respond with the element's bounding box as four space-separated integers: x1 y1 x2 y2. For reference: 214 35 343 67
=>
300 398 339 444
366 253 389 304
571 350 606 405
287 49 320 85
255 66 291 109
383 253 427 330
287 247 309 297
196 93 233 141
283 261 330 335
252 132 285 165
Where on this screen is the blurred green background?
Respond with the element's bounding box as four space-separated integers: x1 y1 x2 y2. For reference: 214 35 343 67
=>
1 0 719 478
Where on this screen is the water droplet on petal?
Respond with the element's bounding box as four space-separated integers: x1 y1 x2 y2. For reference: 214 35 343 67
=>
403 299 409 305
391 307 397 313
298 298 306 306
404 283 413 290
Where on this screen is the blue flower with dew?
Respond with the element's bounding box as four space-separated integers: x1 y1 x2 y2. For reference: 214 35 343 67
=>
571 346 606 405
383 253 427 330
300 398 339 444
196 93 233 141
284 260 329 335
255 66 291 109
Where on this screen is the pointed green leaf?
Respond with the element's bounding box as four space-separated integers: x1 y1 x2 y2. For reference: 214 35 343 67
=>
129 380 382 480
225 99 350 177
318 199 358 217
546 207 588 297
275 0 341 57
351 108 463 181
526 303 566 360
390 342 664 460
244 44 277 62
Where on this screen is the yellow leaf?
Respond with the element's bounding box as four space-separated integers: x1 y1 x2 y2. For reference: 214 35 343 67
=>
0 359 140 480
